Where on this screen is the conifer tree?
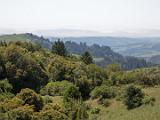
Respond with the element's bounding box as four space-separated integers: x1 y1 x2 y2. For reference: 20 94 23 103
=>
52 39 67 56
81 51 93 65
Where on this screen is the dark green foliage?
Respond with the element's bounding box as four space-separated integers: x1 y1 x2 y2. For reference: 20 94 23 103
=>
0 79 14 102
81 51 93 65
0 54 6 79
52 40 67 56
124 85 144 109
64 86 81 102
4 44 48 93
40 81 74 96
0 79 12 93
16 88 43 111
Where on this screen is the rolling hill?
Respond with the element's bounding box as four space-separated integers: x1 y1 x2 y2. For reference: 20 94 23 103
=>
0 33 150 70
0 33 52 49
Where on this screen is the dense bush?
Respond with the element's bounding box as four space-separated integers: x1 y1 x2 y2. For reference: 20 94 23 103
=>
0 79 12 93
4 44 48 93
7 105 34 120
0 79 14 102
90 85 116 99
64 85 81 102
16 88 43 111
33 104 68 120
0 54 6 79
40 81 74 96
124 85 144 109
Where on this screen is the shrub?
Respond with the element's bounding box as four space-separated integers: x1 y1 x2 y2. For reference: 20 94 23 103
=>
16 88 43 111
0 79 12 93
33 103 68 120
90 85 116 99
63 86 81 102
0 93 14 102
124 85 144 109
142 95 155 106
40 81 74 96
7 105 34 120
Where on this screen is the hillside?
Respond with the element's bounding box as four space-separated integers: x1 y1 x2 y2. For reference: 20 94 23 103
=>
0 41 160 120
65 41 149 70
0 33 52 49
50 36 160 59
0 33 150 70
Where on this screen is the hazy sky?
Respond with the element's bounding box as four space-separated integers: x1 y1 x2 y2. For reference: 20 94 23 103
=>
0 0 160 32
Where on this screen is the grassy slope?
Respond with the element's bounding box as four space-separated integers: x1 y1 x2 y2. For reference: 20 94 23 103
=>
50 87 160 120
87 87 160 120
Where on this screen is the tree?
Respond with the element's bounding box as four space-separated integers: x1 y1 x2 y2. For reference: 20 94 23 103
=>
4 45 48 93
81 51 93 65
52 40 67 56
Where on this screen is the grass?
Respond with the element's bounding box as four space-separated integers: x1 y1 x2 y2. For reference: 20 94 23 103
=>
87 87 160 120
50 87 160 120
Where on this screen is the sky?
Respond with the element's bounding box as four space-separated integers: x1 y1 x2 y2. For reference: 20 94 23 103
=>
0 0 160 33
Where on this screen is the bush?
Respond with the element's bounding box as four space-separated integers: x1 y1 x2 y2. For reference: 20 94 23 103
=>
40 81 74 96
7 105 34 120
142 95 155 106
16 88 43 111
63 86 81 102
90 85 116 99
33 103 68 120
0 93 14 102
0 79 13 93
124 85 144 109
4 45 48 93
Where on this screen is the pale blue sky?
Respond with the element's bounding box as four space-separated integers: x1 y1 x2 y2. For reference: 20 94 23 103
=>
0 0 160 32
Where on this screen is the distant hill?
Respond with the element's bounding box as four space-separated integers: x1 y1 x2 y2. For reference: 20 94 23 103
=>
0 33 150 70
50 36 160 59
65 41 149 70
0 33 52 49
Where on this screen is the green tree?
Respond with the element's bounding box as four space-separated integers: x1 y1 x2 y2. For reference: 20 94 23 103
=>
4 45 48 93
81 51 93 65
52 40 67 56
